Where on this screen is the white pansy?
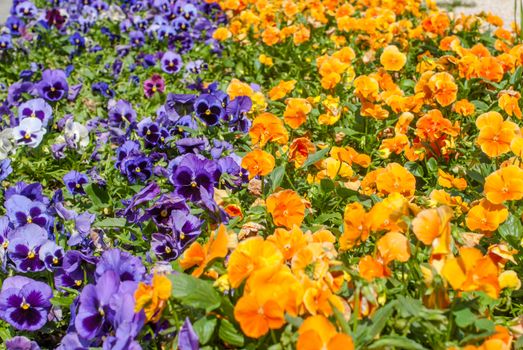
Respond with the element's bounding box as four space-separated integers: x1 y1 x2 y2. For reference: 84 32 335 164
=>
13 118 46 148
64 119 89 150
0 128 15 160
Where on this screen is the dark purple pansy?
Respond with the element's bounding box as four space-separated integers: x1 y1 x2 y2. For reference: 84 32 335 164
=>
146 193 189 229
63 170 89 195
7 224 48 273
161 51 182 74
169 154 220 202
37 69 69 102
75 270 120 339
115 140 141 169
143 74 165 98
210 140 232 159
218 154 248 189
170 211 202 250
178 317 199 350
121 155 153 184
0 276 52 331
5 195 49 229
38 240 64 271
151 233 179 261
69 32 85 47
108 100 137 128
7 82 33 107
54 266 85 291
17 98 53 127
91 82 115 98
225 96 252 123
193 94 224 126
95 249 145 282
137 118 161 147
6 336 41 350
164 93 195 120
5 182 47 203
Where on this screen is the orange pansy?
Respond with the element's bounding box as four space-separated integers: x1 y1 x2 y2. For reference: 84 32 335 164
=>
297 315 354 350
377 231 411 264
180 225 229 277
375 163 416 198
466 199 508 232
484 165 523 204
249 112 289 147
227 237 284 288
437 169 467 191
358 255 389 281
428 72 458 107
289 137 316 168
234 293 285 338
380 45 407 71
340 202 370 250
268 79 297 100
266 189 306 229
476 112 519 157
283 98 312 129
134 274 172 323
241 149 276 179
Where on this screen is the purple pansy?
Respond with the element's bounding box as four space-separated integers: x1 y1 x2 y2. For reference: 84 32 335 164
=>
169 154 220 202
0 276 53 331
0 34 13 51
170 211 202 250
7 224 48 273
0 159 13 181
6 336 41 350
146 193 189 229
121 155 153 184
18 98 53 127
151 233 179 261
129 30 145 47
178 317 199 350
5 195 49 229
75 270 120 339
193 94 224 126
161 51 182 74
95 249 145 282
108 100 137 127
37 69 69 102
63 170 89 195
39 241 64 271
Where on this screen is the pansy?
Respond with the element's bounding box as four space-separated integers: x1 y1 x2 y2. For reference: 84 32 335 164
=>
0 276 52 331
63 170 89 195
0 159 13 181
0 34 13 51
5 336 41 350
178 318 200 350
151 233 179 261
134 274 171 323
5 194 49 228
108 100 137 127
7 224 48 273
137 118 162 147
129 30 145 47
13 117 46 148
161 51 183 74
143 74 165 98
39 240 64 271
91 82 115 98
75 270 120 339
193 94 225 126
64 118 89 150
146 193 189 229
121 155 153 184
37 69 69 102
95 249 146 282
170 154 220 202
18 98 53 127
170 211 202 250
15 2 37 18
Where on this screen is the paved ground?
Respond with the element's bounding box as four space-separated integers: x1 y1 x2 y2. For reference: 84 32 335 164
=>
440 0 517 28
1 0 11 24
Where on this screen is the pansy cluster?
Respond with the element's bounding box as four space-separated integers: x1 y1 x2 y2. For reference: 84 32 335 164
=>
2 0 523 349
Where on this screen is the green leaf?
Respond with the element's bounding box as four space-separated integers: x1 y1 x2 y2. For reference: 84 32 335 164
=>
453 308 476 328
95 217 127 228
426 158 438 175
270 165 286 192
85 183 110 207
367 300 397 340
404 162 424 177
475 318 495 333
471 100 490 112
510 65 523 86
218 319 244 347
193 316 218 345
320 178 335 192
369 336 427 350
301 147 330 169
332 304 351 335
169 273 221 312
498 214 523 249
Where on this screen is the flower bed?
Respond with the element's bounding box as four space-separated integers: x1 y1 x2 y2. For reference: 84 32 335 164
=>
0 0 522 349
